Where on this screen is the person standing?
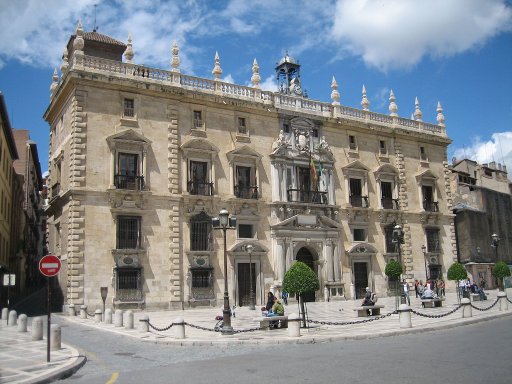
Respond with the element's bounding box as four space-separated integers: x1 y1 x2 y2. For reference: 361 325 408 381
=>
414 279 419 298
402 279 410 305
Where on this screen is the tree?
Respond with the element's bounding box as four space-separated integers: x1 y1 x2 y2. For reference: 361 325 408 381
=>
492 261 511 291
282 261 319 327
447 262 468 302
385 260 403 309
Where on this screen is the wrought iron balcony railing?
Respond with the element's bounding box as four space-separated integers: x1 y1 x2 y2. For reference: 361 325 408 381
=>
115 175 145 190
51 183 60 199
187 180 214 196
287 188 328 204
350 195 369 208
423 200 439 212
381 198 400 210
234 185 259 199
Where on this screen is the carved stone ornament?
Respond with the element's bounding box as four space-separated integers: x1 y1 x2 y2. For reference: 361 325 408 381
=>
109 191 146 209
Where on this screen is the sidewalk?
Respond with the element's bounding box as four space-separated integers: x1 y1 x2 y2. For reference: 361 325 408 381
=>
0 289 510 383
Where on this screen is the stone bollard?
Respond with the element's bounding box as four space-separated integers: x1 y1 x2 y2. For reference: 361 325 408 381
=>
104 308 112 324
94 309 102 323
80 305 88 319
32 317 44 340
461 298 472 318
497 291 508 311
67 304 76 316
398 304 412 329
139 315 149 333
1 307 8 323
287 313 301 337
17 314 28 332
8 310 17 326
124 310 134 329
51 324 61 350
173 317 185 339
114 309 124 327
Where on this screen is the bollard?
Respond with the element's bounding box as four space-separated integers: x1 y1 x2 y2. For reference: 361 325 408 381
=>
461 298 472 318
287 313 301 337
114 309 124 327
1 307 8 323
80 305 88 319
94 309 102 323
398 304 412 329
124 310 134 329
17 314 28 332
104 308 112 324
67 304 76 317
8 310 17 326
173 317 185 339
139 315 149 333
497 291 508 311
32 317 44 340
51 324 61 350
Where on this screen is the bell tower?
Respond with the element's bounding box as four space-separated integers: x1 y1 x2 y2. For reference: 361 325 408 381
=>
275 53 304 97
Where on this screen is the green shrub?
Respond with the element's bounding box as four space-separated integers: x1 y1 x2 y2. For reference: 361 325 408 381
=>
282 261 319 295
492 261 511 279
385 260 403 281
447 262 467 281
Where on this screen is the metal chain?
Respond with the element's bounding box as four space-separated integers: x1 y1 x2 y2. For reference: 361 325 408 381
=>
506 297 512 305
85 310 95 318
307 311 397 326
141 319 174 332
185 322 266 333
410 304 462 318
469 297 499 311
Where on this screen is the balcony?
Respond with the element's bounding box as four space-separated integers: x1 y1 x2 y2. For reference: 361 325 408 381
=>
188 180 214 196
423 200 439 212
114 175 145 190
350 195 369 208
287 188 327 204
51 183 60 199
234 185 258 199
381 198 399 210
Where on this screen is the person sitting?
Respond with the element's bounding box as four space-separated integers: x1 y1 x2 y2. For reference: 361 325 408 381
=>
476 286 487 301
261 292 275 314
267 297 285 317
361 287 376 306
421 286 434 299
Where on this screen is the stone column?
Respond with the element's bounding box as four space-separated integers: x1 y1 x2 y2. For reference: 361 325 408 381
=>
333 241 341 282
95 309 102 323
498 291 508 311
280 164 287 201
139 315 149 333
51 324 61 350
328 169 335 205
461 298 472 318
173 317 185 339
17 314 28 332
142 149 147 189
109 150 115 188
325 240 334 282
124 310 134 329
398 304 412 328
277 239 286 282
32 317 43 340
271 163 280 201
8 310 17 326
285 239 293 272
114 310 124 327
288 313 300 337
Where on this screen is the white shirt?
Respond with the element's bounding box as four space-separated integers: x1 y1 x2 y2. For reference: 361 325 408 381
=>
403 283 409 293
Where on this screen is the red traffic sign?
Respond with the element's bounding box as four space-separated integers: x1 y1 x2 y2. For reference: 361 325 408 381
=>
39 255 61 277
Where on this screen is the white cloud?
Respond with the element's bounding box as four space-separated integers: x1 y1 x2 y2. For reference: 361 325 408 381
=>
259 75 278 92
222 74 235 84
452 132 512 176
330 0 512 71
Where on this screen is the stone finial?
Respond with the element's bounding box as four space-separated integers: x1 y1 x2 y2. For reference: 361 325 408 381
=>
436 101 445 126
251 58 261 88
414 96 422 121
361 85 369 111
50 68 59 98
331 76 340 105
170 41 180 72
212 51 222 80
73 21 84 53
389 89 398 116
124 34 134 63
60 47 69 75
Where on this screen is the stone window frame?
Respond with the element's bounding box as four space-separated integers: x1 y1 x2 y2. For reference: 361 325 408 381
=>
341 161 370 208
374 164 399 210
415 169 439 213
119 92 140 127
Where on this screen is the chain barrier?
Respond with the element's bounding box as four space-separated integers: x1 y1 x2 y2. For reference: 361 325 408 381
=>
85 310 95 318
185 321 267 333
410 304 462 318
307 310 397 326
506 296 512 305
469 297 500 311
140 318 174 332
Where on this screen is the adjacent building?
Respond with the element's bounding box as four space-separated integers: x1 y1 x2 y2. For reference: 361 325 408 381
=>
44 24 456 311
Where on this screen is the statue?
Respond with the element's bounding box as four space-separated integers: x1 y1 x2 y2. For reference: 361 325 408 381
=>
318 136 331 152
271 130 288 153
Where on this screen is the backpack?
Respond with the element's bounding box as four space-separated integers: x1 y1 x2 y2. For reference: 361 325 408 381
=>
371 293 377 303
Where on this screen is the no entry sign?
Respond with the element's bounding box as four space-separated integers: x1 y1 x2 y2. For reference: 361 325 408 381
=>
39 255 61 277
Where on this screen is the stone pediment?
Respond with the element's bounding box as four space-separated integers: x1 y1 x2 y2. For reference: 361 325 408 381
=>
227 145 262 162
415 168 438 181
374 163 398 175
271 214 341 229
106 129 151 146
347 243 378 255
341 160 370 174
229 241 268 253
181 138 219 154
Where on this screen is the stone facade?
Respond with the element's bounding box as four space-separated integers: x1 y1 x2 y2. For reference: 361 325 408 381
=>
44 26 456 310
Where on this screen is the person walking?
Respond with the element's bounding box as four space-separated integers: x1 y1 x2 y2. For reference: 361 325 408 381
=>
402 279 410 306
414 279 419 298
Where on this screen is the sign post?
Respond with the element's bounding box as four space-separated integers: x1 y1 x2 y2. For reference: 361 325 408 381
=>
39 255 61 363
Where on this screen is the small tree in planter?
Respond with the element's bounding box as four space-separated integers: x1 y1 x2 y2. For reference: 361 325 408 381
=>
385 260 403 309
282 261 319 328
492 261 511 291
447 262 467 302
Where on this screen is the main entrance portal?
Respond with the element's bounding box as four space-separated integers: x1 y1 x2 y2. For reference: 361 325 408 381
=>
296 247 316 302
354 262 368 299
237 262 255 307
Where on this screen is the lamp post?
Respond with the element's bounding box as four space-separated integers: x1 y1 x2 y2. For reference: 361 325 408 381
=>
491 233 500 262
392 221 404 264
212 208 236 334
246 244 255 310
421 244 428 280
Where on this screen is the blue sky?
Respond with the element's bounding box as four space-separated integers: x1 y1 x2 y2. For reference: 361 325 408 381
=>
1 0 511 175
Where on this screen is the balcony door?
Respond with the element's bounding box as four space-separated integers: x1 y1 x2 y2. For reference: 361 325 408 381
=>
118 153 139 189
190 161 209 195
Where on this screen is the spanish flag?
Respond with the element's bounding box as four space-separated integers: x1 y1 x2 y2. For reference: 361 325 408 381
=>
310 156 318 188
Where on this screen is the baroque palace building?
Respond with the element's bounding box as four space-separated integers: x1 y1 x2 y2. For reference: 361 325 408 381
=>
44 24 455 310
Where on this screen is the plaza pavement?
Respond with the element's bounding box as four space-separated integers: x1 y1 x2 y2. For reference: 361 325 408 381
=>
1 288 511 383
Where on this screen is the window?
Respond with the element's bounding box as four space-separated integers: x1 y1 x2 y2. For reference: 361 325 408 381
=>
190 212 212 251
422 185 438 212
420 146 428 161
426 228 440 253
191 269 211 288
349 135 357 150
238 117 247 135
188 161 212 196
235 165 257 199
484 168 493 177
123 98 134 118
193 110 203 129
353 228 366 242
116 153 143 190
283 123 290 133
312 128 319 138
117 216 141 249
379 140 387 155
238 224 254 239
380 181 397 209
349 178 367 207
115 268 143 301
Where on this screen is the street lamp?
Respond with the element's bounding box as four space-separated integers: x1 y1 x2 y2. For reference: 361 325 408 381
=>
491 233 500 262
421 244 428 280
392 221 404 263
212 208 236 334
245 244 255 310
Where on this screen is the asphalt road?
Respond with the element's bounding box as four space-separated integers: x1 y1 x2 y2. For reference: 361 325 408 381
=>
58 316 512 384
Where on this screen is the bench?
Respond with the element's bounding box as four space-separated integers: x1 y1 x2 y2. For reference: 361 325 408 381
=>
421 298 443 308
259 315 288 329
353 305 385 317
470 293 480 301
